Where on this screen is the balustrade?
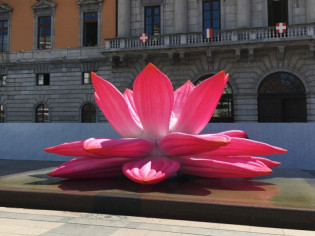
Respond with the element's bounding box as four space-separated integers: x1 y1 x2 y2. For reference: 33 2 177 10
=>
105 23 315 51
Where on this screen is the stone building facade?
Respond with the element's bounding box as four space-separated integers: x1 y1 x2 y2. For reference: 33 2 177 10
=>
106 0 315 123
0 0 315 123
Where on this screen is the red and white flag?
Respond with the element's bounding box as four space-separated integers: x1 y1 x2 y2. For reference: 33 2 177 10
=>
276 22 286 34
139 33 148 43
203 28 213 39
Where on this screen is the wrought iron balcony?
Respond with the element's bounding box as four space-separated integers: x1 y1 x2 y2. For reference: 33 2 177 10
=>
103 23 315 54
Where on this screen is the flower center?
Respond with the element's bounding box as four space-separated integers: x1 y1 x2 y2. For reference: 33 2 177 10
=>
149 141 164 157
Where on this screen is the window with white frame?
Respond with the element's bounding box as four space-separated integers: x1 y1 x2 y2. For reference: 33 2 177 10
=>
38 16 51 49
82 72 91 84
77 0 103 47
0 3 12 52
32 0 56 50
145 6 160 36
0 75 6 86
37 73 50 86
0 104 4 123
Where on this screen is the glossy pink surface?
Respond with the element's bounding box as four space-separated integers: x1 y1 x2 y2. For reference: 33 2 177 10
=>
45 63 287 184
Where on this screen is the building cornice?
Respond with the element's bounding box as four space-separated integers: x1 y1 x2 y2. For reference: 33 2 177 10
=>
76 0 103 5
31 0 56 10
0 3 12 14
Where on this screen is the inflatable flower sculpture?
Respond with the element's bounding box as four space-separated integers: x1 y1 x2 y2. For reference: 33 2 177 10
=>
45 63 287 184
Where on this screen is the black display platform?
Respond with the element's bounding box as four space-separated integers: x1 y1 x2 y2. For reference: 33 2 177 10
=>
0 159 315 230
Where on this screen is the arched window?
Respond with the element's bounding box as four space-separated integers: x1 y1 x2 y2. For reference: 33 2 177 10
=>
195 75 234 122
36 104 49 123
0 104 4 122
258 72 306 122
81 103 96 123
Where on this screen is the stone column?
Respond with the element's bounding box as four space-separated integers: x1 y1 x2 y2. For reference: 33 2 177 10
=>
117 0 130 37
174 0 188 33
306 0 315 23
236 0 251 28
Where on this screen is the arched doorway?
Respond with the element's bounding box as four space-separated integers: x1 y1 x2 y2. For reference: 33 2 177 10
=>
195 74 234 122
258 72 306 122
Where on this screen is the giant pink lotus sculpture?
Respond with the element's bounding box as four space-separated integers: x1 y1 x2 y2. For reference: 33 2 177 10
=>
45 63 287 184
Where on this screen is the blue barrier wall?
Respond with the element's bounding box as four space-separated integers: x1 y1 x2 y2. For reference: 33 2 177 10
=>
0 123 313 170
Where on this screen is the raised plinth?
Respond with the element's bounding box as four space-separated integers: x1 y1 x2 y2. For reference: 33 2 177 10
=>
0 159 315 230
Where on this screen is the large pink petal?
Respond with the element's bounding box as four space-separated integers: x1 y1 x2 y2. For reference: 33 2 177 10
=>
92 73 143 138
179 156 272 178
170 81 195 128
45 140 103 158
158 132 231 156
214 130 248 138
49 157 129 179
200 137 287 156
123 89 141 125
133 63 174 140
179 155 280 168
122 157 180 184
83 137 154 158
171 71 228 134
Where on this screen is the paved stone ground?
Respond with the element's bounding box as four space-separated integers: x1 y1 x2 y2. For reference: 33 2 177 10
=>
0 207 314 236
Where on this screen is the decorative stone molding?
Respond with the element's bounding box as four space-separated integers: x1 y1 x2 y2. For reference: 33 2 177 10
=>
0 66 8 75
248 48 255 63
32 0 56 13
77 0 103 5
33 64 51 74
206 50 214 63
0 3 12 14
309 45 315 59
79 61 100 72
277 46 285 64
141 0 164 6
235 49 241 62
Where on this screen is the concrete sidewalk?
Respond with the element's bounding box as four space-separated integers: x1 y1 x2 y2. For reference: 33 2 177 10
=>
1 207 315 236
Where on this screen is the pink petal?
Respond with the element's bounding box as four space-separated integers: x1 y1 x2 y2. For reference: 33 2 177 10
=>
158 132 231 156
92 73 143 138
179 156 272 178
49 157 129 179
123 89 141 125
200 137 287 156
44 140 103 158
133 63 174 140
171 71 228 134
252 156 281 168
215 130 248 138
179 155 280 168
170 81 195 128
122 157 180 185
83 137 155 158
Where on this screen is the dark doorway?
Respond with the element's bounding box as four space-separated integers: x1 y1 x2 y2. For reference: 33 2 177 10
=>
258 72 306 122
268 0 288 26
83 12 98 46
